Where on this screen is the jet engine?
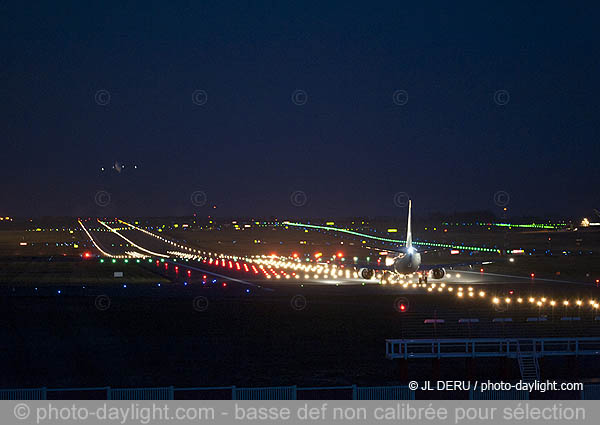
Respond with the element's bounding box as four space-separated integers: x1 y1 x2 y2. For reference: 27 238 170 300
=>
358 268 374 279
431 268 446 279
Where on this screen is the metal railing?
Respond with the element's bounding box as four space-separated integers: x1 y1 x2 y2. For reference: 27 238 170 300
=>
386 337 600 359
2 384 600 400
0 385 413 400
108 387 174 400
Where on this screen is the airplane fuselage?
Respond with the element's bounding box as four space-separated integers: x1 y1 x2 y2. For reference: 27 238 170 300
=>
392 251 421 275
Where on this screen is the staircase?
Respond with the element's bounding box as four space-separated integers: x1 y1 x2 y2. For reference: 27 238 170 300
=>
517 340 540 382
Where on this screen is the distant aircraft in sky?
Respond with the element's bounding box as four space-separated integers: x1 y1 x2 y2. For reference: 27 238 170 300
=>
99 161 139 173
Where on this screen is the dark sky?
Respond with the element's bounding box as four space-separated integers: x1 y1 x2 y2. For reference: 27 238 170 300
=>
2 1 599 218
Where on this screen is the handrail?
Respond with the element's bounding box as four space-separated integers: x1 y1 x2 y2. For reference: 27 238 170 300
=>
386 336 600 360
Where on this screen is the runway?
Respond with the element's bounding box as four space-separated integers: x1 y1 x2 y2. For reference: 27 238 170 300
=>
75 218 600 313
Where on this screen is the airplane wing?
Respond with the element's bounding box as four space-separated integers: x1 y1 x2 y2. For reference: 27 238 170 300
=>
419 260 493 271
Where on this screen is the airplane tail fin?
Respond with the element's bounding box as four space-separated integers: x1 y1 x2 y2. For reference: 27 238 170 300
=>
406 199 413 250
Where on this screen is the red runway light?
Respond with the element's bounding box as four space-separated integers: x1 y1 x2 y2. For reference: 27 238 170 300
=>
83 252 92 259
480 268 484 273
530 273 535 278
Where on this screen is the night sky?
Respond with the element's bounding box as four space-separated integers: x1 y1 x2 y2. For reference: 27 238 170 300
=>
2 1 599 218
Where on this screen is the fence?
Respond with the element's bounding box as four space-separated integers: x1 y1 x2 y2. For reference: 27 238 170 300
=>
108 387 174 400
470 388 529 400
0 388 47 400
2 384 600 400
386 337 600 360
234 386 297 400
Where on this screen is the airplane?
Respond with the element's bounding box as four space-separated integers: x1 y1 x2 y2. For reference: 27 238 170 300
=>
354 200 471 284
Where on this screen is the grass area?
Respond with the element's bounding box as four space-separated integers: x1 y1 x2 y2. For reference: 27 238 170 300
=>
0 228 92 256
0 259 167 285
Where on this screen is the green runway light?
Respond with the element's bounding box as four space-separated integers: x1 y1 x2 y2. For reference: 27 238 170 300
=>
112 259 116 263
283 221 500 253
100 259 104 263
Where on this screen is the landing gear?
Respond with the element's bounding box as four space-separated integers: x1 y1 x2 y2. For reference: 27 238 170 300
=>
381 271 393 284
